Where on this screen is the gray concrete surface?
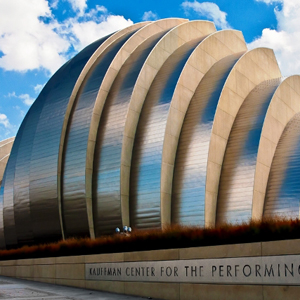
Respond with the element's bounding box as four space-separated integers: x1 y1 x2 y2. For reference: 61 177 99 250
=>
0 276 159 300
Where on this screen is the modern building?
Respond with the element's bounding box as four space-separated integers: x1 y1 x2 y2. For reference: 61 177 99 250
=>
1 18 300 249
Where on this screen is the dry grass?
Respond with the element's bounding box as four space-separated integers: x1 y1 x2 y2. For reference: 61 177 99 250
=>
1 217 300 260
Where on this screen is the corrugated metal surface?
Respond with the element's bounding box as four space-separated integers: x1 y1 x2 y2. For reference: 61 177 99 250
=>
264 113 300 218
93 31 168 236
62 31 136 238
1 19 300 249
1 112 32 247
1 133 25 248
2 36 109 247
172 53 242 226
216 79 281 225
130 39 203 229
28 37 108 244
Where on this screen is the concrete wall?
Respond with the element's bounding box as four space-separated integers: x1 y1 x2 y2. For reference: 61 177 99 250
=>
1 240 300 299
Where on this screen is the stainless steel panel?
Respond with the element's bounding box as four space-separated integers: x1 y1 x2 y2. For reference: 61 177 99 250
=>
217 79 281 225
172 53 243 227
62 32 135 238
93 31 168 236
264 113 300 218
0 114 30 248
1 158 17 248
130 39 202 230
28 37 108 244
1 36 110 247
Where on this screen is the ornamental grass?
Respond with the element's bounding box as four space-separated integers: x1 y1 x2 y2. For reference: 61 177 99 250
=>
1 217 300 260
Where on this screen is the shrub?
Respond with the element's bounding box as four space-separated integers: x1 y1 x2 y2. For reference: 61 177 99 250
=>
0 217 299 260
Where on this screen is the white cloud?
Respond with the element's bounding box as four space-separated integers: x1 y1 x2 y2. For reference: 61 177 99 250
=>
13 106 26 118
0 113 16 140
181 1 230 29
255 0 280 4
248 0 300 76
0 114 10 128
34 84 44 94
18 94 35 106
142 11 158 21
66 0 87 16
0 0 69 74
7 92 35 106
50 0 59 9
7 92 17 98
0 1 133 75
65 14 133 51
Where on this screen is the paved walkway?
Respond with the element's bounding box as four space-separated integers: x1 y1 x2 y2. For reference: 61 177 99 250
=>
0 276 158 300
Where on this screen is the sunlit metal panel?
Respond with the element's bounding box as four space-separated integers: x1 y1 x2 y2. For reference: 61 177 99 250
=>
93 31 171 236
130 39 203 229
160 30 247 227
29 37 109 244
85 20 188 237
0 19 296 249
1 112 33 248
62 31 136 238
3 36 109 246
121 21 216 230
172 53 242 226
264 113 300 218
216 79 281 225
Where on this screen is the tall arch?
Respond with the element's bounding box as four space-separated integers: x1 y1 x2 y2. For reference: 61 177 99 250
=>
92 19 192 235
204 48 281 227
123 21 216 230
216 78 282 224
59 22 150 239
253 76 300 220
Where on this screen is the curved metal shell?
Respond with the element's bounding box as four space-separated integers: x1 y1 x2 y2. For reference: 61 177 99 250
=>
2 35 110 247
205 48 281 227
264 113 300 218
1 113 31 247
60 22 149 239
130 38 205 229
93 19 190 235
2 18 300 249
91 19 187 236
165 30 247 227
253 75 300 219
216 79 282 225
124 21 216 230
172 52 243 227
0 137 14 249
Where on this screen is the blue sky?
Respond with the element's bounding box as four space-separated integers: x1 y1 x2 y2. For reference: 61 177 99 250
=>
0 0 298 140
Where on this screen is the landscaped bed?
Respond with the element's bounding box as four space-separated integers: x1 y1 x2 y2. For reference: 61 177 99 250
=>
0 218 299 260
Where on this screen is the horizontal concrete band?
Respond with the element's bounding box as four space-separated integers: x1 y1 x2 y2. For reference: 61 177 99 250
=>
1 239 300 300
86 255 300 285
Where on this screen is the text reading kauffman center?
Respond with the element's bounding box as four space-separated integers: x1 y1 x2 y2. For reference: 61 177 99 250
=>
0 18 300 249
